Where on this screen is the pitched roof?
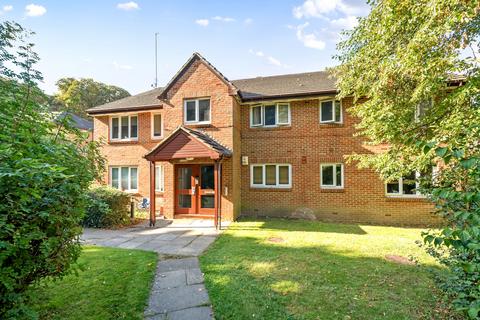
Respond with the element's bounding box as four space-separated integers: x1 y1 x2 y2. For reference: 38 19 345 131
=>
144 126 232 161
158 52 237 100
53 111 93 130
232 70 337 101
87 87 164 115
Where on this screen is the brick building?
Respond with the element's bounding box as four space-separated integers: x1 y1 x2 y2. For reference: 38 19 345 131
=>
87 53 438 226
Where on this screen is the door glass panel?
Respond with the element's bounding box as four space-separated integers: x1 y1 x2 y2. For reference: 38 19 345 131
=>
201 165 214 189
178 167 192 190
178 195 192 208
201 195 215 208
265 165 276 185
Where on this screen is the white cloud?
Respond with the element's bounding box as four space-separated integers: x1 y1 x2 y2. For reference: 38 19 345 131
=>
249 49 289 68
25 4 46 17
113 61 133 70
195 19 209 27
293 0 340 19
244 18 253 25
117 2 139 11
293 0 368 19
3 5 13 12
212 16 235 22
294 22 326 50
330 15 359 30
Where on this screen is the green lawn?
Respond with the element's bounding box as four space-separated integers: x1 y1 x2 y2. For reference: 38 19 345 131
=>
30 246 157 320
200 218 455 320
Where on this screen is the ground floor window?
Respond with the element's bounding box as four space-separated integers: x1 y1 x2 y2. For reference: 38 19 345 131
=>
110 166 138 191
250 164 291 188
320 163 344 188
155 165 164 192
386 171 423 196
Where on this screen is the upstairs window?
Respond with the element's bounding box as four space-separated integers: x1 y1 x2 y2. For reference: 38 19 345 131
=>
250 103 290 127
320 100 342 123
111 115 138 141
321 163 344 188
110 166 138 191
250 164 292 188
184 98 211 124
152 113 163 138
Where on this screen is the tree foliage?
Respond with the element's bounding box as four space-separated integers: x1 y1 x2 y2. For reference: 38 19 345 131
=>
335 0 480 317
53 77 130 117
0 21 105 319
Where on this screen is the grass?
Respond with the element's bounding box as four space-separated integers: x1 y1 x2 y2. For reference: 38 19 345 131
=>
200 218 455 320
30 246 157 320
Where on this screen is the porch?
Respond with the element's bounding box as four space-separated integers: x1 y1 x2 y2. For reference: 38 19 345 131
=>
144 126 232 228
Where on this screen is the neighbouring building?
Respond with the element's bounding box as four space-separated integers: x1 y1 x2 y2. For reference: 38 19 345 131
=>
86 52 439 226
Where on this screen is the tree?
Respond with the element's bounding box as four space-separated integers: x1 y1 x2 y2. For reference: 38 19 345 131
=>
0 21 104 319
54 77 130 116
335 0 480 317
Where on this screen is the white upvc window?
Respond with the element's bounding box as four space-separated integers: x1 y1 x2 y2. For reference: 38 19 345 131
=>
184 98 211 124
320 163 344 188
386 171 425 197
110 166 138 192
250 164 292 188
320 100 342 123
250 103 291 127
151 113 163 139
110 115 138 141
155 165 164 192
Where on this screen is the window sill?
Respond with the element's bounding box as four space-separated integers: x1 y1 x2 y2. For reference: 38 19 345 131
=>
385 195 428 201
250 187 292 192
184 123 213 129
320 188 345 193
319 122 344 128
151 136 164 140
249 125 291 131
109 139 139 145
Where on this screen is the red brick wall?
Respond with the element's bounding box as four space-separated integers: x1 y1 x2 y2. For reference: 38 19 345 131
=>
239 97 440 226
93 59 238 221
92 59 440 226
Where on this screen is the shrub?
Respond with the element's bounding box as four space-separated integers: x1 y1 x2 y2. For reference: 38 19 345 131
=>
83 186 131 228
0 22 104 319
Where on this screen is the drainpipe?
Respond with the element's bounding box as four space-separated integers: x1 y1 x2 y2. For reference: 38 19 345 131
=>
216 158 223 230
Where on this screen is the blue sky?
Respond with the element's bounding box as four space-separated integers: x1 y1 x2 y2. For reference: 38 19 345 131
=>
0 0 370 95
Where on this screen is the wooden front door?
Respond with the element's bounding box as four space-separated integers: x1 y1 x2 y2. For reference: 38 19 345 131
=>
175 164 216 215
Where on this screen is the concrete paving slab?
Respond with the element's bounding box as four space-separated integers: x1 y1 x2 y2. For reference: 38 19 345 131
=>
186 268 204 285
146 284 209 314
166 306 214 320
152 270 186 291
156 258 200 273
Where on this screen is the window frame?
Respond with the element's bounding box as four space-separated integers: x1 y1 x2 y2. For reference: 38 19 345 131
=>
109 166 138 192
320 163 344 189
151 112 163 139
385 171 426 198
184 98 211 124
110 114 138 141
155 165 164 192
319 100 343 124
250 164 292 189
250 103 291 128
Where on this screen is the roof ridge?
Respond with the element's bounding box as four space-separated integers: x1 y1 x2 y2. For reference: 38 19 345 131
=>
231 70 332 82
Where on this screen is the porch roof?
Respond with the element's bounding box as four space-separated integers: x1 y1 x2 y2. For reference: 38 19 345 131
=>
144 126 232 161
